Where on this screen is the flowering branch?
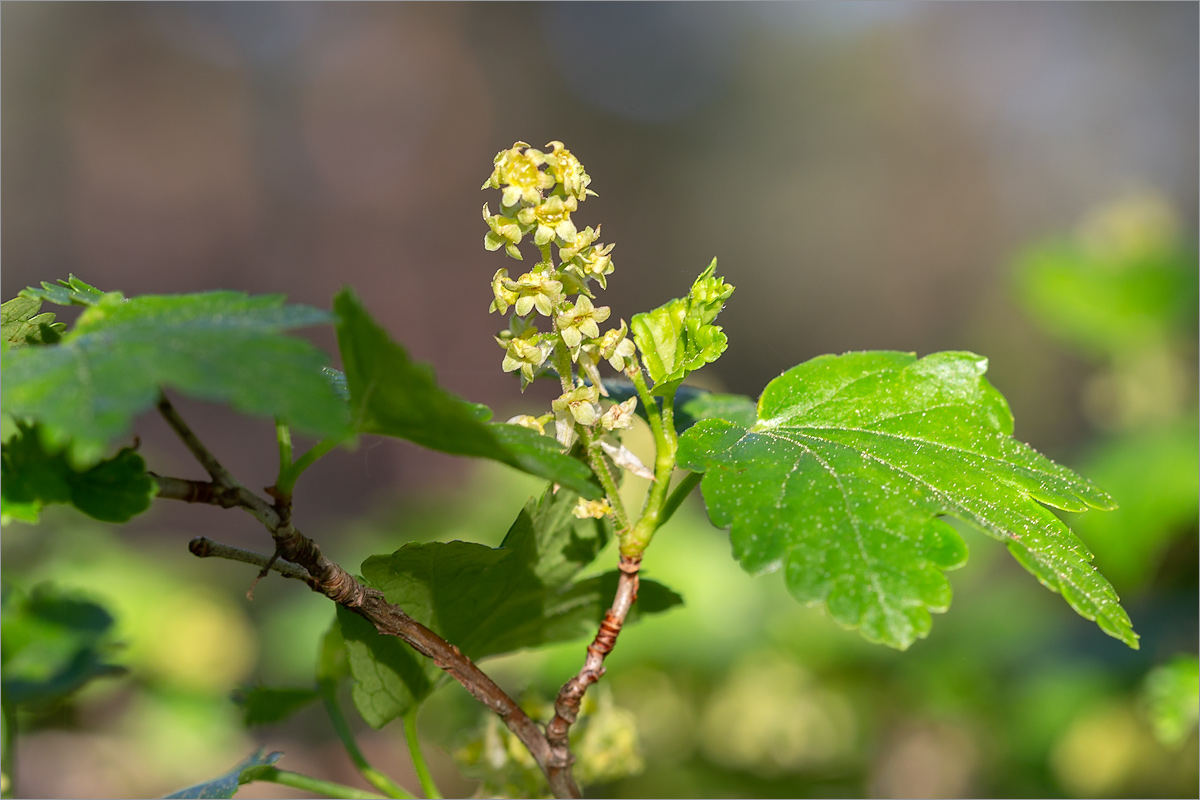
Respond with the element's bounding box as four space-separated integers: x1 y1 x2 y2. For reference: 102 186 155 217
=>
152 396 575 798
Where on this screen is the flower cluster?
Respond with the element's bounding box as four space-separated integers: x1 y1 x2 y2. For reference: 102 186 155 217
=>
484 141 641 495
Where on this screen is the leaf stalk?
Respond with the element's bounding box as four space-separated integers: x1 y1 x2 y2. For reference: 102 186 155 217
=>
403 709 442 799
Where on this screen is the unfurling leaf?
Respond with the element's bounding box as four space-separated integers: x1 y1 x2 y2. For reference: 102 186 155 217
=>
678 350 1135 650
630 259 733 395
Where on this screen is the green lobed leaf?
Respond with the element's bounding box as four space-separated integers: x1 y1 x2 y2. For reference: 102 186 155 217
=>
1143 655 1200 747
164 749 282 799
333 289 601 498
1 296 64 348
677 350 1135 650
1 283 351 467
630 259 734 395
339 486 682 727
232 686 320 727
1 423 157 524
1 583 126 706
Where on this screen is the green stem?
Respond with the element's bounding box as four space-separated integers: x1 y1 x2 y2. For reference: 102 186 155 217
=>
276 437 341 497
320 682 415 799
552 338 575 395
403 709 442 799
243 767 388 799
627 365 664 444
583 432 630 531
274 418 293 491
622 370 678 557
659 470 702 528
2 701 15 800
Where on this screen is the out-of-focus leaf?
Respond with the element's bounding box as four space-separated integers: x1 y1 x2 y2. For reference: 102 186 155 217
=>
1 583 125 706
1013 206 1197 358
1 423 157 524
1143 655 1200 747
233 686 320 727
1 295 64 347
630 259 733 395
679 350 1134 650
333 288 601 498
163 749 282 799
1 283 351 467
1072 418 1199 590
317 617 349 685
340 486 681 727
322 367 350 401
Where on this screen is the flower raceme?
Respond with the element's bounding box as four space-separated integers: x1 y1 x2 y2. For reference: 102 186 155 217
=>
483 141 641 491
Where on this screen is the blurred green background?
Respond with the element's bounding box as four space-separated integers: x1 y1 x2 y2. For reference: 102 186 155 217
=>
2 3 1196 798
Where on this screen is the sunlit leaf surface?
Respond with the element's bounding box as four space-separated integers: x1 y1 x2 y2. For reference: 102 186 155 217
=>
678 350 1134 650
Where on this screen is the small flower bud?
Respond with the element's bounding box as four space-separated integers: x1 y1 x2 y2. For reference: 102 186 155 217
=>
506 414 547 435
572 497 612 520
544 141 593 202
600 397 638 431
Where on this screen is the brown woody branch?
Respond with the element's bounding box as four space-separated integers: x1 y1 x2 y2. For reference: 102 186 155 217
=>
151 401 579 799
544 554 641 789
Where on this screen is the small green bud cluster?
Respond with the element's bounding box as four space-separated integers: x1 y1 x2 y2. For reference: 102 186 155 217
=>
483 141 638 456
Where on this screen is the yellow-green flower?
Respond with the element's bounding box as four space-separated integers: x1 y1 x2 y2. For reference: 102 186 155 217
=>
482 142 555 208
489 269 519 314
510 270 565 317
552 384 601 447
483 204 524 260
518 195 578 246
543 141 594 201
556 295 611 349
599 397 638 431
563 235 615 289
572 497 612 520
597 320 637 371
497 329 552 383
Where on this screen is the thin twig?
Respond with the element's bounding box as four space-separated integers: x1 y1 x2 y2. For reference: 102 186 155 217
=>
188 537 310 581
156 393 238 487
544 554 641 792
152 474 280 529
